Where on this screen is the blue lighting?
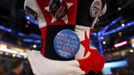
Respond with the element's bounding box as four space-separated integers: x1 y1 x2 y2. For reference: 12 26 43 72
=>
0 25 13 33
18 32 25 37
5 28 12 33
104 60 128 68
25 15 38 25
102 16 123 35
30 33 41 39
23 38 41 44
0 25 41 44
103 60 128 74
35 40 42 43
96 16 123 55
103 67 112 74
23 39 33 42
94 16 134 55
92 32 97 36
103 21 134 36
97 31 104 55
26 16 30 20
0 26 4 29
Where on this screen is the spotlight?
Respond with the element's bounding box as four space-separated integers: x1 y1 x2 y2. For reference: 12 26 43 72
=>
130 49 133 53
12 54 16 57
103 41 106 45
117 7 122 11
121 24 125 27
132 44 134 48
33 44 37 48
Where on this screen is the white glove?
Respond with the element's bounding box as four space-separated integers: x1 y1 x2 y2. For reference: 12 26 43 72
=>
28 50 85 75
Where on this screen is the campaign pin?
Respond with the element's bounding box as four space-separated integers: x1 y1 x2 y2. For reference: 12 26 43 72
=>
54 29 80 59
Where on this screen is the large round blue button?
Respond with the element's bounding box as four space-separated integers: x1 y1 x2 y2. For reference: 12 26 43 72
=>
54 29 80 59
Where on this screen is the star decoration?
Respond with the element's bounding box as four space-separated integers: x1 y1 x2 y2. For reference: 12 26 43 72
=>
44 0 73 24
80 31 90 56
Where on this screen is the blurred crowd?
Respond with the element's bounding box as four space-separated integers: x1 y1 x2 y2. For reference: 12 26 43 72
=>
0 56 34 75
0 55 134 75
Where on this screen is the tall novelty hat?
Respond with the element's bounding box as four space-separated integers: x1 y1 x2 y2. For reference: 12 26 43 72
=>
24 0 107 74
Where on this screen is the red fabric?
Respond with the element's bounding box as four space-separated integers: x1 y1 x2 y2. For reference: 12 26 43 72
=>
98 57 105 72
80 31 90 56
40 27 47 56
78 49 105 74
78 29 105 74
78 49 94 73
36 0 77 26
91 49 105 73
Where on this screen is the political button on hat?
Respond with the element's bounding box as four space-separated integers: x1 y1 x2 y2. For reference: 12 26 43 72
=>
54 29 80 59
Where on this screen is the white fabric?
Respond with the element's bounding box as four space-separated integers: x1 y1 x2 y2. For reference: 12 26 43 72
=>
28 50 85 75
75 25 91 60
75 25 97 60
